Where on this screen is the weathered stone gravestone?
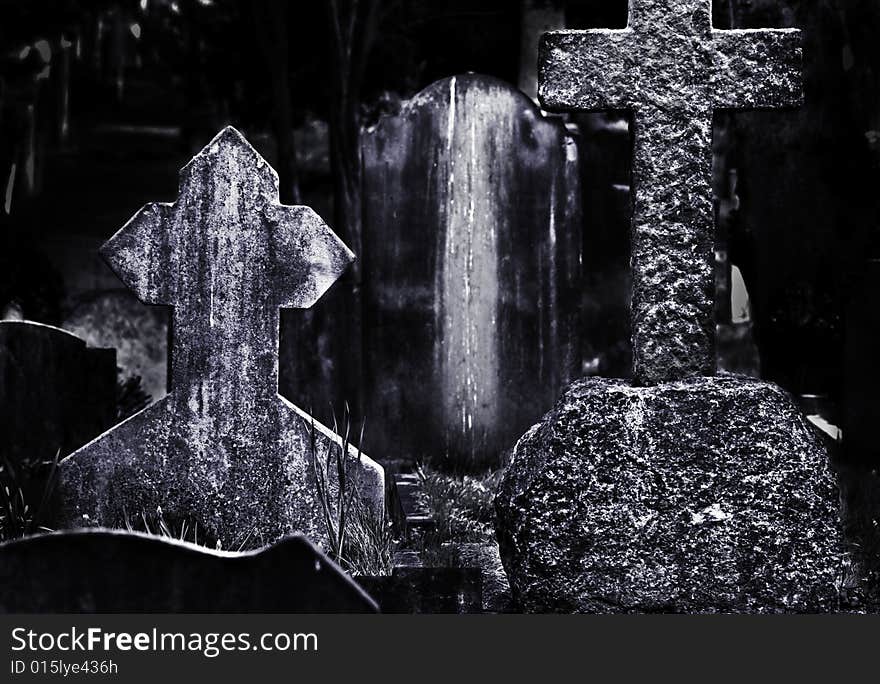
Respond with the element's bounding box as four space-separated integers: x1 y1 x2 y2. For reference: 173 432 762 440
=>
362 74 582 468
539 0 801 383
58 127 384 549
496 1 852 612
0 320 116 473
0 530 377 612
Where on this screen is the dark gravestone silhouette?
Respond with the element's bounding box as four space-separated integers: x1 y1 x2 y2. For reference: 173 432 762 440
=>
362 74 582 468
0 320 116 468
0 530 377 613
540 0 801 383
59 127 384 548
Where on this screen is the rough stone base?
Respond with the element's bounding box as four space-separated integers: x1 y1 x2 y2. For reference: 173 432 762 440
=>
495 375 849 613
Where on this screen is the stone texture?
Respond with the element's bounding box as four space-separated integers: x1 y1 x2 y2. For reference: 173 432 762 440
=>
495 375 848 613
0 321 116 467
519 0 566 100
0 529 377 612
539 0 802 384
362 74 582 468
58 127 384 549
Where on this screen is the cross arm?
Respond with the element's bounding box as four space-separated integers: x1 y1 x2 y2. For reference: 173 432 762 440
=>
710 29 803 109
263 205 354 309
539 29 638 111
101 202 174 305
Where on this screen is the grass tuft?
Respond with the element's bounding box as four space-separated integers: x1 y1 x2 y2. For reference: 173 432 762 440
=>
304 404 393 576
0 449 60 542
414 464 501 567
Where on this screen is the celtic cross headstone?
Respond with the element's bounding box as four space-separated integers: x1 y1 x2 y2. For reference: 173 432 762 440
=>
59 127 384 547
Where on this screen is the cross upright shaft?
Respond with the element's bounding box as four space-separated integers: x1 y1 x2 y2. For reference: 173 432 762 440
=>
103 127 353 410
539 0 802 384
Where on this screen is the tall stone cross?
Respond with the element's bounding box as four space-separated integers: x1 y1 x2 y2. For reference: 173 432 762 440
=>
539 0 802 384
59 127 384 547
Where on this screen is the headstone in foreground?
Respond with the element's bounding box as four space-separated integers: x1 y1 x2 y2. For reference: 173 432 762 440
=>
539 0 801 384
0 530 376 612
495 377 848 612
58 127 384 549
0 320 116 470
362 74 582 468
496 2 854 612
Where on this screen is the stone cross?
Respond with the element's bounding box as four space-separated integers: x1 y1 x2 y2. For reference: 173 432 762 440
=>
59 127 384 547
539 0 802 384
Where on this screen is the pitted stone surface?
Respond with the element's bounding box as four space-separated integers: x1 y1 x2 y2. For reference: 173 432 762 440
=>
58 127 384 548
539 0 802 384
495 375 848 613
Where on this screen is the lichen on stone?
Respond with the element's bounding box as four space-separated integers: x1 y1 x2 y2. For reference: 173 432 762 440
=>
495 375 851 613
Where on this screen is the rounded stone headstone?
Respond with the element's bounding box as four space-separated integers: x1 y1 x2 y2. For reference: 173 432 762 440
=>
362 73 582 469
